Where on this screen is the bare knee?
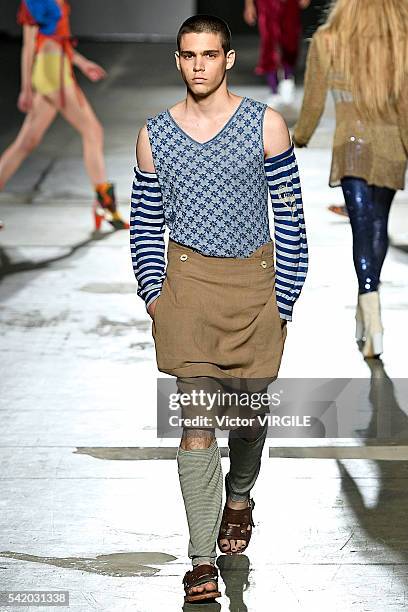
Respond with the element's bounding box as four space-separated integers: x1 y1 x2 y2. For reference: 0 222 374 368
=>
82 117 104 145
180 428 215 450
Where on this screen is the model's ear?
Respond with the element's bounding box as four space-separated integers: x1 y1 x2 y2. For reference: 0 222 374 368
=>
225 49 236 71
175 50 181 71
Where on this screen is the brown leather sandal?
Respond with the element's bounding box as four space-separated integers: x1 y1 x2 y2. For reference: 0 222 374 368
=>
183 563 222 603
217 475 255 555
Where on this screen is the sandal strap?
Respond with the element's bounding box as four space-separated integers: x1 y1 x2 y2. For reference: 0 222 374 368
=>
218 498 255 543
183 564 218 590
222 506 250 523
219 523 251 540
221 499 255 526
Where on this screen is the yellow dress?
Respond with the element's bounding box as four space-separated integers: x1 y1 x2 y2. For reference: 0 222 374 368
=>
31 51 74 96
17 0 77 106
293 27 408 191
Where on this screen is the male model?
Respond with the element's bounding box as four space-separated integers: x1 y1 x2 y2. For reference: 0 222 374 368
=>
130 14 308 603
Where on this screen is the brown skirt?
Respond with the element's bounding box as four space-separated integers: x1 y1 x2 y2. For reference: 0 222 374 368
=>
151 238 287 386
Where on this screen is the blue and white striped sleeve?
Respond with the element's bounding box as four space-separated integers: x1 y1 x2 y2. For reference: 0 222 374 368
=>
130 167 166 311
264 144 308 322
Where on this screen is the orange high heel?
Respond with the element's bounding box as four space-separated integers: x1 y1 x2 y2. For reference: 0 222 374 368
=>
94 182 130 231
93 201 105 231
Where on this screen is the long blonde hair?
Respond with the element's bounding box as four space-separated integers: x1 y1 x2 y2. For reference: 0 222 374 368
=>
321 0 408 120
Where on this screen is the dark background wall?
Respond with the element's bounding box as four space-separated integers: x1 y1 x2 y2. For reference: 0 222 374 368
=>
0 0 195 39
197 0 332 38
1 0 331 39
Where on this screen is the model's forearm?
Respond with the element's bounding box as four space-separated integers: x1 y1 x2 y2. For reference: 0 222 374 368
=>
130 168 166 311
293 37 328 145
20 33 36 91
72 51 82 66
264 149 308 320
71 50 86 68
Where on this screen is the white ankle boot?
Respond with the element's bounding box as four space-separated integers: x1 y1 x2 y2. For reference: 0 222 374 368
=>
355 295 364 342
358 291 383 358
277 78 295 105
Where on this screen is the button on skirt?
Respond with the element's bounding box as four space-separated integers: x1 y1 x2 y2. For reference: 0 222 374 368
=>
152 238 287 387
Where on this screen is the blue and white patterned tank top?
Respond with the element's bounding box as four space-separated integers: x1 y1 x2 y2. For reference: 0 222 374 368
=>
146 96 271 258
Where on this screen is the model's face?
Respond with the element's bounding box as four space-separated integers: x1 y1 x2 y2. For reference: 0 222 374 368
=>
175 32 235 97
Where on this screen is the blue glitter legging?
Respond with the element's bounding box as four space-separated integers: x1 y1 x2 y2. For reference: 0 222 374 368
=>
341 177 395 294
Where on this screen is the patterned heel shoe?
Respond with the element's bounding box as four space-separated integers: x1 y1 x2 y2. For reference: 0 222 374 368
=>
94 182 130 231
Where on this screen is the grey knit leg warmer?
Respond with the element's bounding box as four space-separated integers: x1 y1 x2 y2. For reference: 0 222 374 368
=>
176 438 224 566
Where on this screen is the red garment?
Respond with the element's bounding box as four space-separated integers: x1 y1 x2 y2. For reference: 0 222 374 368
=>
17 0 81 107
255 0 301 74
17 0 74 59
17 2 37 27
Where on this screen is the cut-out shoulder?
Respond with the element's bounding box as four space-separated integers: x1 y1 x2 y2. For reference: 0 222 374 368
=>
136 124 155 173
263 107 291 159
264 143 294 164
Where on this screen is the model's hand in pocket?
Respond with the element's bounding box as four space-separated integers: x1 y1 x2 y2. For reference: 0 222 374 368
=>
148 297 159 320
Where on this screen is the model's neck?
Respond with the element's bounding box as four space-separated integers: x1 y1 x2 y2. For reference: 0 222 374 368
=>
183 86 238 118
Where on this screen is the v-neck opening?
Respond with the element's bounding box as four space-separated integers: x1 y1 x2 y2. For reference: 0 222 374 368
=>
166 97 247 146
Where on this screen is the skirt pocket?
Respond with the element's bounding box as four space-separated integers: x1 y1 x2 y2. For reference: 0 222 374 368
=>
151 277 168 337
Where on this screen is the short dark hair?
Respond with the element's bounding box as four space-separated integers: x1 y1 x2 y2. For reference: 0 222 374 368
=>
177 14 232 55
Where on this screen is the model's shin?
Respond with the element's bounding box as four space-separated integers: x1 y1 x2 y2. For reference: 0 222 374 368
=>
177 431 223 566
227 421 268 502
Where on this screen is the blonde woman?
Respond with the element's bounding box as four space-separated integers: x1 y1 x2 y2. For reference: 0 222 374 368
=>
0 0 129 232
293 0 408 358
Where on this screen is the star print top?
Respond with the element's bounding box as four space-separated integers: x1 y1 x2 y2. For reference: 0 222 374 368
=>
129 96 308 321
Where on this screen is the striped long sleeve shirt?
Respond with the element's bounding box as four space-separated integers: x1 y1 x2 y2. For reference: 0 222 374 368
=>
264 144 308 321
129 168 166 309
130 145 308 321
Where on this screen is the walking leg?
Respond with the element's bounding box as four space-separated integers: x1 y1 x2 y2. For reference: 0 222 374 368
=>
341 177 388 356
341 177 377 293
218 417 268 554
372 185 395 283
0 93 57 190
57 84 129 229
177 427 223 596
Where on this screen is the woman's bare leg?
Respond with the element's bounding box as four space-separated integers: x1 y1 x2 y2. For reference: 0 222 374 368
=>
0 92 57 190
53 85 107 186
50 83 128 229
